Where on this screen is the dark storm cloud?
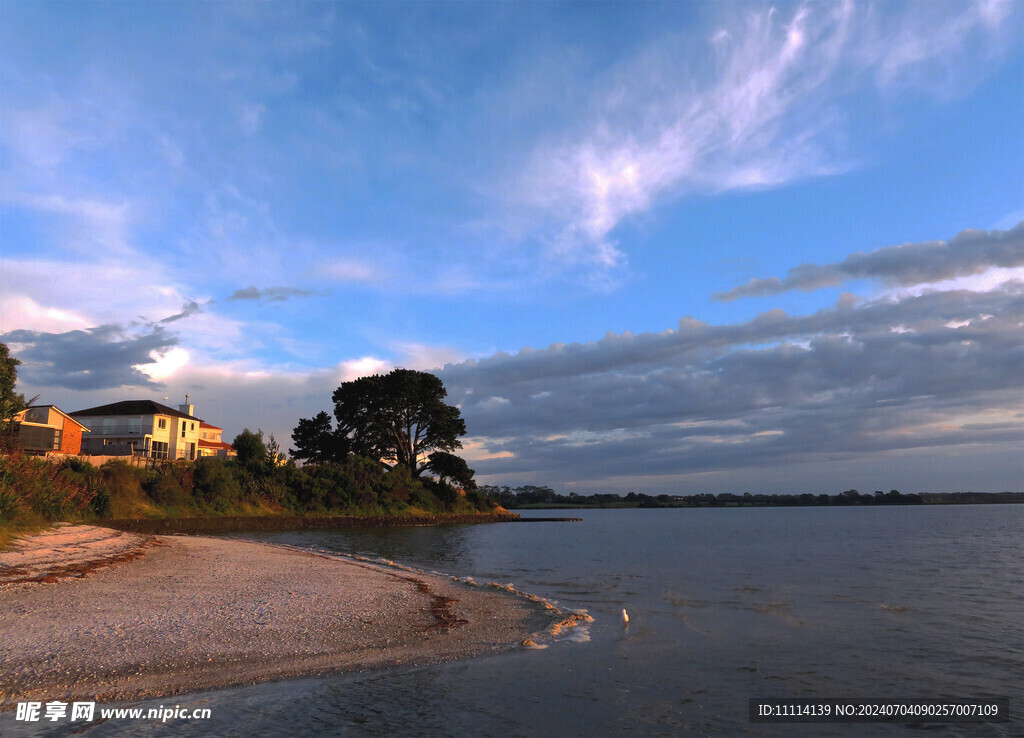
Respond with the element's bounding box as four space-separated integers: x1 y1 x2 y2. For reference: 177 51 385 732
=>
440 284 1024 486
714 222 1024 300
226 286 314 302
1 325 178 390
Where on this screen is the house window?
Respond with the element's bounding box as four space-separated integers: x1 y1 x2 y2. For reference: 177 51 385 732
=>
52 429 62 450
151 441 169 459
190 422 195 431
181 423 186 438
158 418 167 430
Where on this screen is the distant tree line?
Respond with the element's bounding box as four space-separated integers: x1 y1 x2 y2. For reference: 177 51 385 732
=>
481 485 1024 509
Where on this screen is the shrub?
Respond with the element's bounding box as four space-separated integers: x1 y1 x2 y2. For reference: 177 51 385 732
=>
102 460 158 517
408 485 440 513
0 453 94 523
466 488 494 512
193 457 240 507
423 478 457 512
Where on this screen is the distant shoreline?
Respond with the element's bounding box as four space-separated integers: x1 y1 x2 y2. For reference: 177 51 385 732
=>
503 491 1024 510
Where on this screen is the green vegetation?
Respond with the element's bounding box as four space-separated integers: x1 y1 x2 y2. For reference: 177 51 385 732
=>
0 365 493 542
0 427 494 541
0 342 30 451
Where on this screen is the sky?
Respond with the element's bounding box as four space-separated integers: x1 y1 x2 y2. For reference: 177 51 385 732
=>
1 1 1022 495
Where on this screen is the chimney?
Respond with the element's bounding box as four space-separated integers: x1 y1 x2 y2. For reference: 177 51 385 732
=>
179 394 195 418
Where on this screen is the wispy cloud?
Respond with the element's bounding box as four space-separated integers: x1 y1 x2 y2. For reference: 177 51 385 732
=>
159 300 204 323
226 286 314 302
715 222 1024 300
519 2 1018 274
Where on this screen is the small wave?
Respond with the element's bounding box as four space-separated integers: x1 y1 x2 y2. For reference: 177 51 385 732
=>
880 603 910 612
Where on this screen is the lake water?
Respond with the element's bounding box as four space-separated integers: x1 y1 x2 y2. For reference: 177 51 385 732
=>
12 505 1023 736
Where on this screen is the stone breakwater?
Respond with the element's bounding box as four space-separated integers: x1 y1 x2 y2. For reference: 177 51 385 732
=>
0 525 580 705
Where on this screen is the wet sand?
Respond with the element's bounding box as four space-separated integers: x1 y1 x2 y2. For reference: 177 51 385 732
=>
0 525 558 703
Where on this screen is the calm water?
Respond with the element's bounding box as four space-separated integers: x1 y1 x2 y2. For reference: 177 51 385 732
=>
11 505 1023 736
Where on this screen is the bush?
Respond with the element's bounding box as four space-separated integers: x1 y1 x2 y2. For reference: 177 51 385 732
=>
380 465 414 504
193 457 240 507
0 452 94 523
102 460 157 517
423 478 457 512
466 488 494 512
408 485 440 513
89 488 113 517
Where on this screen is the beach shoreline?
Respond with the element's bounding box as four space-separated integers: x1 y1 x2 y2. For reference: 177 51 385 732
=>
0 525 562 704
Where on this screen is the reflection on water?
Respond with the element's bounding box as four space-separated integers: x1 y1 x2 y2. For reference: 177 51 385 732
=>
6 505 1022 737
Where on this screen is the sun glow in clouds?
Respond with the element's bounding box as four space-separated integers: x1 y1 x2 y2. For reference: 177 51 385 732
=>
135 347 190 381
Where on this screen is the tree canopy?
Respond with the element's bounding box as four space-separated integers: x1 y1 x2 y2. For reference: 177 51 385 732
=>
290 410 349 464
232 428 267 468
293 369 468 479
332 369 466 477
0 342 27 447
427 451 476 490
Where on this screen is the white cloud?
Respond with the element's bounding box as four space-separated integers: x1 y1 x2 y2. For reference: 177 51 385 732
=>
321 258 379 284
135 346 191 382
518 2 1017 272
338 356 392 382
392 341 465 372
0 295 92 334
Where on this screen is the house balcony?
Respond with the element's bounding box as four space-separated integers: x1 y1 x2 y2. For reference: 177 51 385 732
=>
83 425 147 436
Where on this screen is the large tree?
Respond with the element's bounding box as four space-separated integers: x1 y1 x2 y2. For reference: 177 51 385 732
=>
0 342 27 447
331 368 466 477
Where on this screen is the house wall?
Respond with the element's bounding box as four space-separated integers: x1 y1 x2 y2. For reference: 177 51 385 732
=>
169 416 200 460
76 412 199 459
59 418 84 454
14 407 86 455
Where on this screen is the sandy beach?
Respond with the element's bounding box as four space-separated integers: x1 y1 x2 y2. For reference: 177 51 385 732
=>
0 525 561 704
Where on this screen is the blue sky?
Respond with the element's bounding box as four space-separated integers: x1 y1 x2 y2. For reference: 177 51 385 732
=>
2 1 1022 494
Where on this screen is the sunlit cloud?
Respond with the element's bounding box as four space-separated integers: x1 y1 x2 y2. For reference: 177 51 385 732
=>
136 346 191 382
0 295 92 334
338 356 392 382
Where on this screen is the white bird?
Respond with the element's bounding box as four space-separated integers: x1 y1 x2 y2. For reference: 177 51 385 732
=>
622 608 629 625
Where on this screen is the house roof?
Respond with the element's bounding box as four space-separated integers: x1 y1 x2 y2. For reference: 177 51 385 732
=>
198 439 234 451
19 405 91 431
70 400 202 421
199 421 222 430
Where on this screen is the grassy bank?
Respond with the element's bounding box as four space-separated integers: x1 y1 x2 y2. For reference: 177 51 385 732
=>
0 452 498 544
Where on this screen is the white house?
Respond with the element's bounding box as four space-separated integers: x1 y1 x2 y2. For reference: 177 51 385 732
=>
70 400 203 461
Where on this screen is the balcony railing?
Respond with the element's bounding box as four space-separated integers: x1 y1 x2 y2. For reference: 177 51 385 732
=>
83 425 147 436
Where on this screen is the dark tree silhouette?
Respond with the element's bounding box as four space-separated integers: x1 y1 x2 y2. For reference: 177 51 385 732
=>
427 451 476 490
0 342 28 448
331 369 466 477
291 411 349 464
